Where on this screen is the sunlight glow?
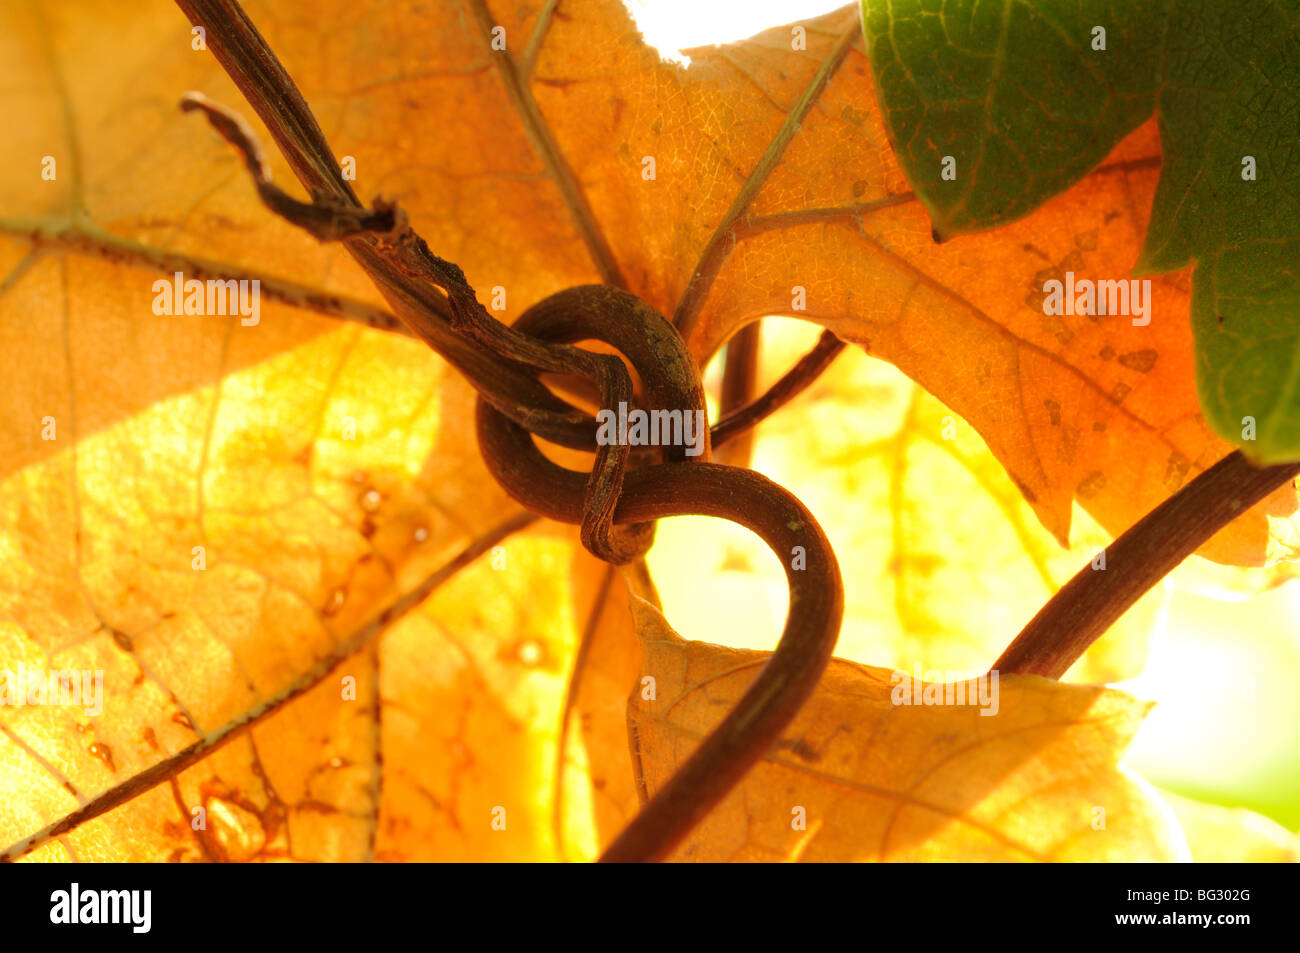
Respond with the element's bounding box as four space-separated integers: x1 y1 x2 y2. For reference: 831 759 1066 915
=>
1118 580 1300 827
623 0 851 64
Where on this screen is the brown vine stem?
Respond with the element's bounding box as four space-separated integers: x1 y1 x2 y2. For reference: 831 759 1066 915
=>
714 323 763 467
478 407 843 861
477 288 843 862
994 450 1300 679
502 285 711 564
712 328 845 449
174 0 598 451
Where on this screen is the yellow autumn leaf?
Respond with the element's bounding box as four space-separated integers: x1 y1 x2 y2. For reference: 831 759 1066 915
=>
619 592 1187 861
555 556 646 859
0 252 597 859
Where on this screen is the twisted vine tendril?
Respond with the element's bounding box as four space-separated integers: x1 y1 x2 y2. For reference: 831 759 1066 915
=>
475 286 844 861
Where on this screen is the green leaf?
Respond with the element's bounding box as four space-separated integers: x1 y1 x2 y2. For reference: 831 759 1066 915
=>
1146 4 1300 460
860 0 1300 463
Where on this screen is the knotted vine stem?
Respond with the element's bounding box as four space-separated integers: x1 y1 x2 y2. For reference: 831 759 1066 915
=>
475 286 845 861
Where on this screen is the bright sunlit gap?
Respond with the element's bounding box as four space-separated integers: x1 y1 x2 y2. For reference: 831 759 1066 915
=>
623 0 850 65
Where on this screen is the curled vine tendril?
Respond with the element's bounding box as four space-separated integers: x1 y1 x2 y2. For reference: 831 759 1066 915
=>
475 286 844 861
